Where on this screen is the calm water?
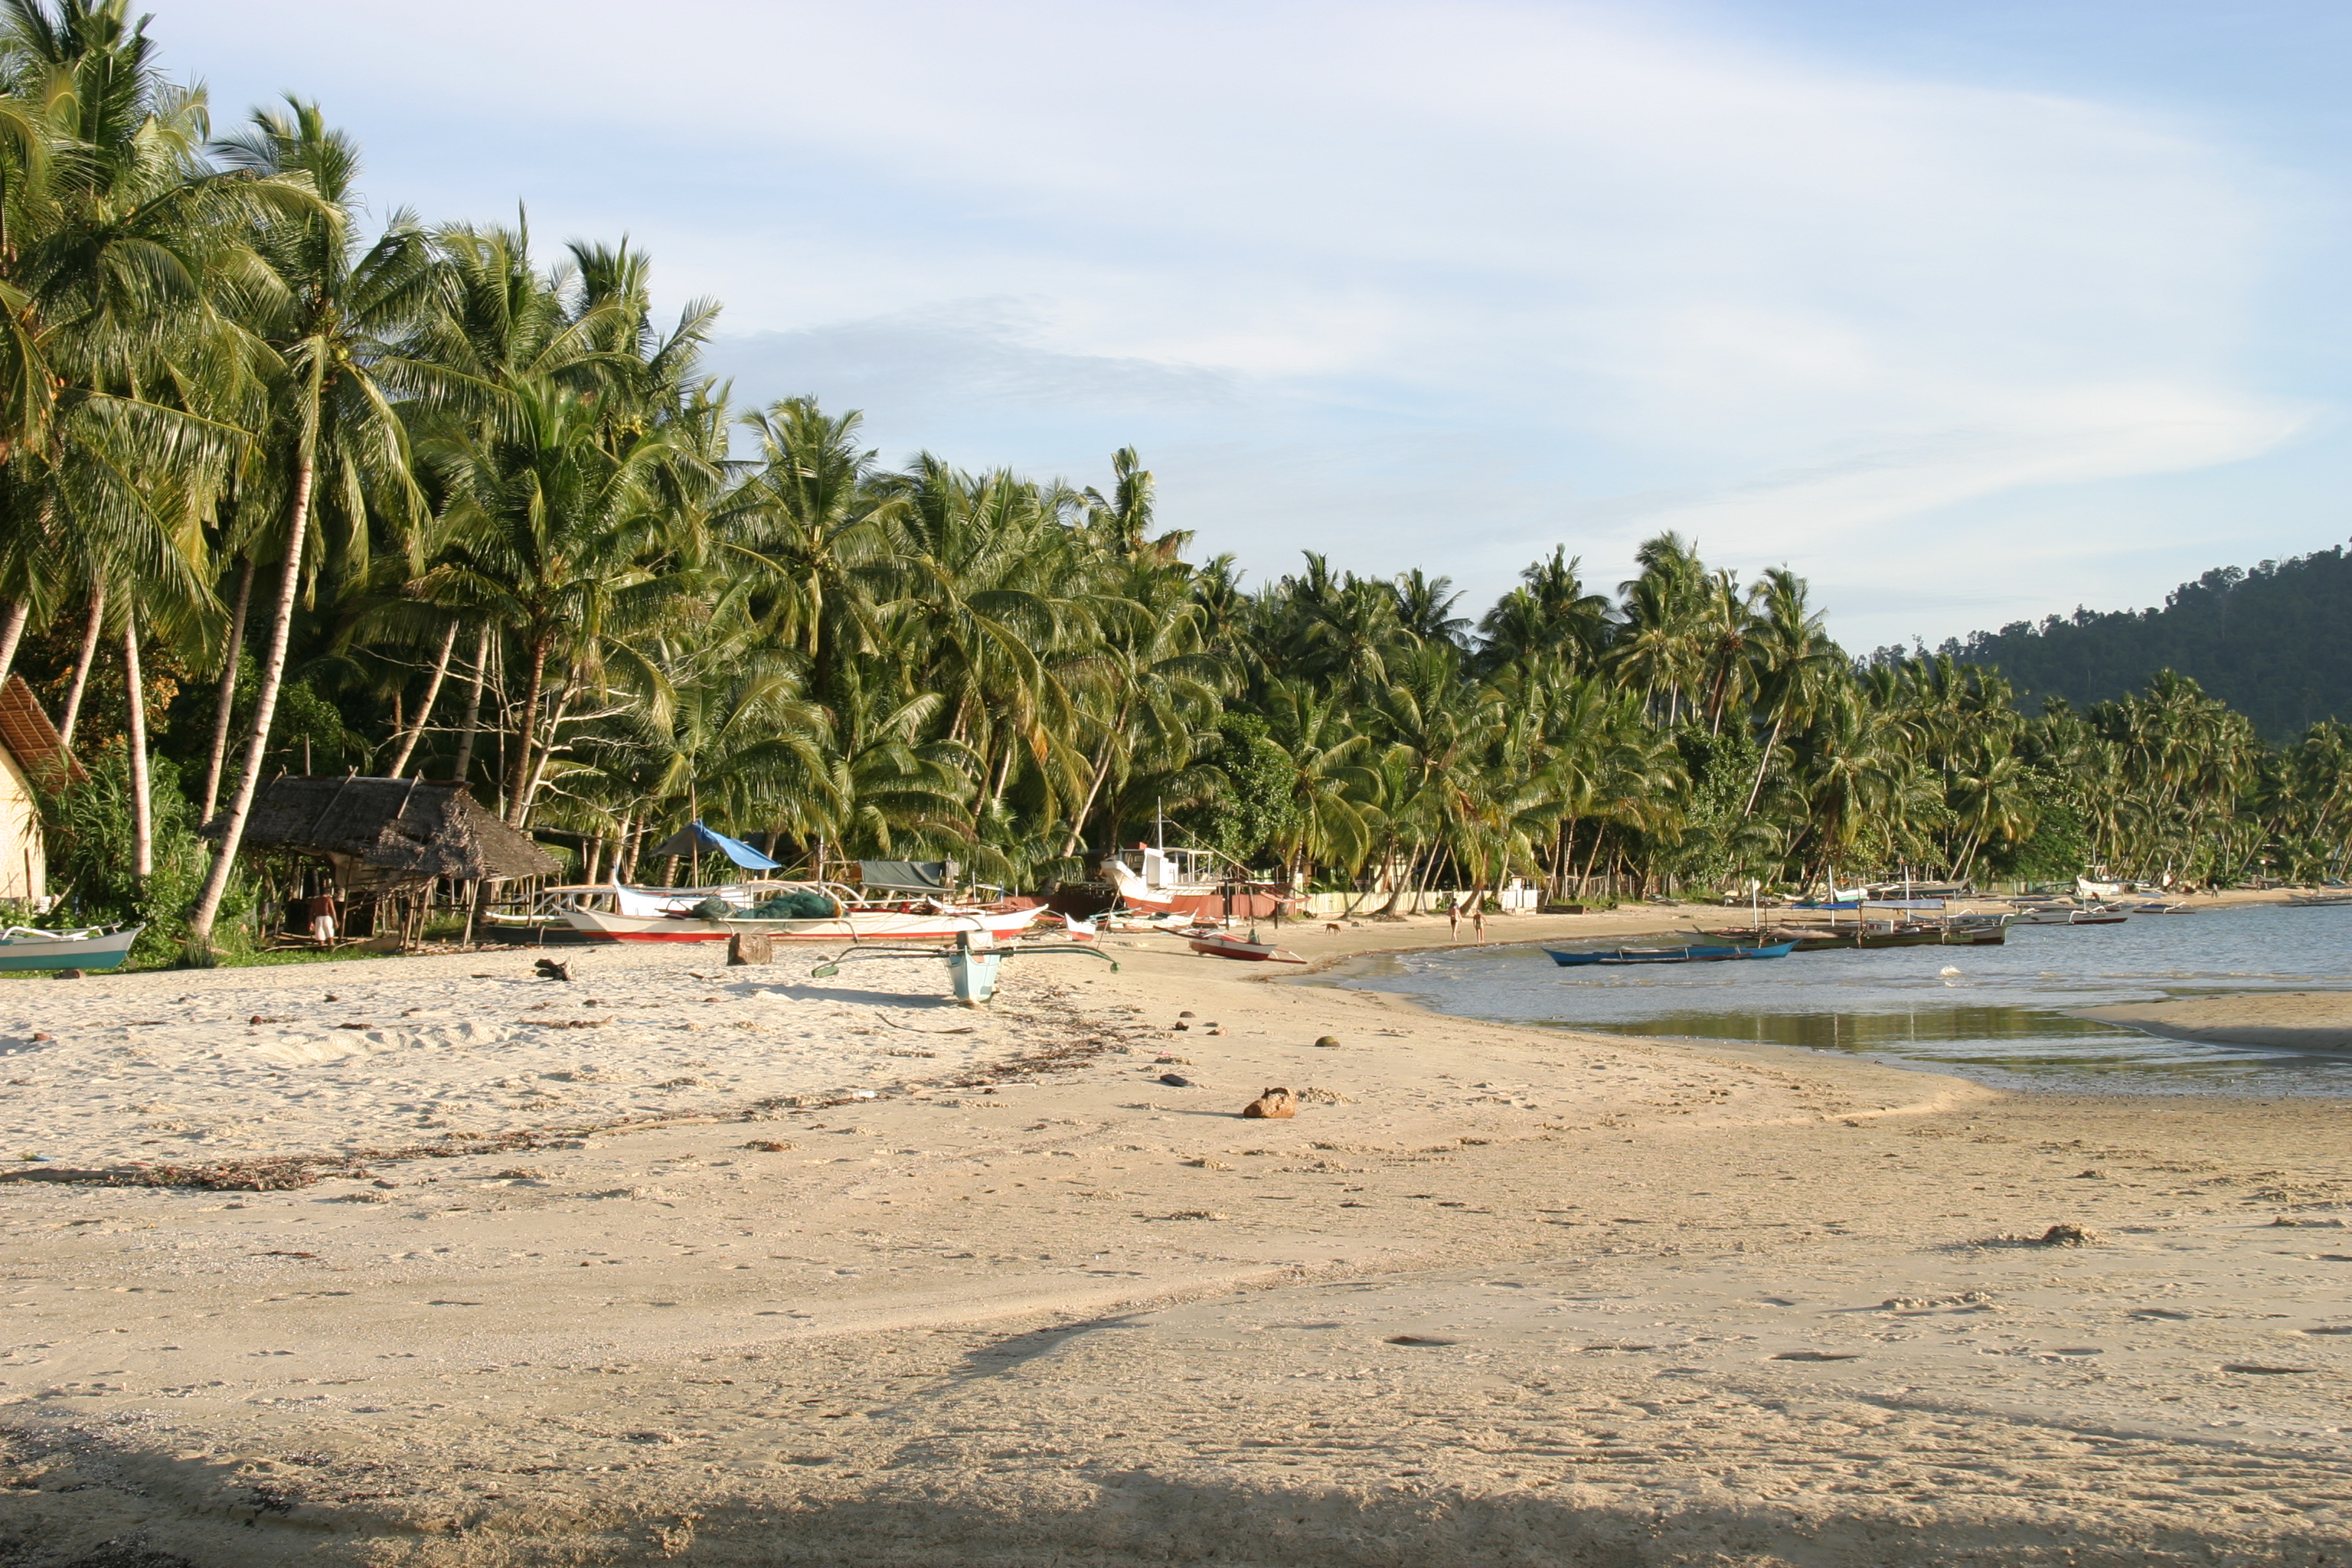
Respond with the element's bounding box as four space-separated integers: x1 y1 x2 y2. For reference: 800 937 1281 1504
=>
1331 903 2352 1095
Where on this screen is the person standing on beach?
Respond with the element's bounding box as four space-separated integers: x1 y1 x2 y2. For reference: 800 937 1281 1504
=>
1448 899 1462 940
1472 900 1485 940
309 885 340 946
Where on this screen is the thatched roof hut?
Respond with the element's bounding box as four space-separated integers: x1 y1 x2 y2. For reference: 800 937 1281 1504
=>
202 776 560 893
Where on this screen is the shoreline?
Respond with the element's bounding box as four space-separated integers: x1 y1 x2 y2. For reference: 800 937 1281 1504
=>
5 913 2351 1566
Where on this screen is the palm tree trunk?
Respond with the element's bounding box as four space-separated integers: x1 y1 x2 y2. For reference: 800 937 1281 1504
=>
199 557 254 819
57 587 103 750
188 458 315 946
505 632 550 827
514 681 577 828
451 623 489 787
124 619 152 879
1060 723 1125 858
1741 713 1787 817
0 598 28 689
387 620 459 779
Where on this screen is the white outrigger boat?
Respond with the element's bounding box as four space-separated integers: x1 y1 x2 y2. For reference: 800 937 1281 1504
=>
0 923 142 972
555 880 1045 945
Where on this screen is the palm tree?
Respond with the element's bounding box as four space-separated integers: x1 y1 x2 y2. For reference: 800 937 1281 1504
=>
1740 567 1840 818
187 98 434 948
416 372 707 828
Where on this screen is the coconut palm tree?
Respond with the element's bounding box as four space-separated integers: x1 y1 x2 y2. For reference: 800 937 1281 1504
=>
185 98 436 948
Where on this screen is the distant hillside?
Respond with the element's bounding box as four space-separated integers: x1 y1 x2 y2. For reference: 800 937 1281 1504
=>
1942 545 2352 740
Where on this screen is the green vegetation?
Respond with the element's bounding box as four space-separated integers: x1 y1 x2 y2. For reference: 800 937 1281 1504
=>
1940 547 2352 742
2 0 2347 949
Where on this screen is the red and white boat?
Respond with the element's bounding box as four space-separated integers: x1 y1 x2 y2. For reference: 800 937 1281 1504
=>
556 881 1046 944
1187 929 1306 964
1101 844 1292 920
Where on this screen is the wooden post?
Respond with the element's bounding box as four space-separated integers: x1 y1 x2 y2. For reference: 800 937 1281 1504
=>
726 931 772 966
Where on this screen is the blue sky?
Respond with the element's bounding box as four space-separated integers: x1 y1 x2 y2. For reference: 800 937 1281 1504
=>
152 1 2352 651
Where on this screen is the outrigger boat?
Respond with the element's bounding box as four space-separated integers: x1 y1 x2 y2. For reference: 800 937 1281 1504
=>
0 923 141 972
2012 906 2128 926
1546 939 1796 967
561 883 1047 944
1187 929 1306 963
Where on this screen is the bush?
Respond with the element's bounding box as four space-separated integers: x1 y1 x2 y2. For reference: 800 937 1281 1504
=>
41 746 254 967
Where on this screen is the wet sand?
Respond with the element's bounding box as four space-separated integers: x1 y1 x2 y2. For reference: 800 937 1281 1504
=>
2074 990 2352 1053
4 908 2350 1566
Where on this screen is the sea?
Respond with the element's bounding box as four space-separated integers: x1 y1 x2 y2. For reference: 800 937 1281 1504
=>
1327 902 2352 1096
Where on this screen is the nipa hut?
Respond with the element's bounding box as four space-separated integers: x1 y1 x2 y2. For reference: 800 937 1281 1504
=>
203 776 560 942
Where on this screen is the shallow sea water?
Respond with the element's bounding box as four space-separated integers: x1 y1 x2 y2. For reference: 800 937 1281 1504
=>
1331 902 2352 1095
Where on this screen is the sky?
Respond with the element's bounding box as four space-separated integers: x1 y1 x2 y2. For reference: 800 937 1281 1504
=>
147 0 2352 652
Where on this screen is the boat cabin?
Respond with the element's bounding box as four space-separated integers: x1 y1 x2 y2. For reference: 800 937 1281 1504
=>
1109 844 1230 893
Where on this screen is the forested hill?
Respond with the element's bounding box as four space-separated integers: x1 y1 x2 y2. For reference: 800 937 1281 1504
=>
1944 545 2352 740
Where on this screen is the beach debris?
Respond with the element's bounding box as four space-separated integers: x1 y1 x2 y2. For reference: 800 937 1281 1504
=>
1975 1222 2102 1249
742 1140 797 1152
2272 1216 2349 1227
1772 1351 1861 1362
1172 1021 1189 1031
1158 1073 1194 1087
52 969 82 980
1883 1292 1994 1311
28 1032 50 1041
1178 1010 1195 1018
324 994 340 1002
1386 1335 1458 1347
1155 1055 1192 1064
1315 1035 1342 1049
1187 1158 1233 1170
2223 1364 2314 1375
494 1168 544 1179
1162 1209 1227 1220
2073 1169 2105 1178
2305 1325 2352 1334
534 959 573 982
1242 1088 1297 1119
1298 1087 1352 1105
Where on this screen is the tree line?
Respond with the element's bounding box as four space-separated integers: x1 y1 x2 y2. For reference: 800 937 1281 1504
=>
1939 547 2352 743
5 2 2347 959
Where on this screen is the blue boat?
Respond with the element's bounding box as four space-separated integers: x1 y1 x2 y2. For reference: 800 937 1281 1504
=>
1545 939 1796 967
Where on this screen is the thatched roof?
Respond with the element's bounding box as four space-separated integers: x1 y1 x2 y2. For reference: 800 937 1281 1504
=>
202 776 560 888
0 675 81 787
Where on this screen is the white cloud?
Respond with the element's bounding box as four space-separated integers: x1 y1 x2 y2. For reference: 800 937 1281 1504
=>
158 0 2319 643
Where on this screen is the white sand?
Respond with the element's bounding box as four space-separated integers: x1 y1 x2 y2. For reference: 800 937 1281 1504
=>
0 946 1077 1171
4 911 2350 1566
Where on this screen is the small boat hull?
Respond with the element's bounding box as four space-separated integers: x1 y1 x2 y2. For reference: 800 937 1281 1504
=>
1547 940 1795 966
0 924 141 972
1188 933 1306 963
566 906 1046 944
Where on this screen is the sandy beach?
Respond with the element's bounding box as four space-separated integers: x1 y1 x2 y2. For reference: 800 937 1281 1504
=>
5 906 2350 1566
2073 991 2352 1054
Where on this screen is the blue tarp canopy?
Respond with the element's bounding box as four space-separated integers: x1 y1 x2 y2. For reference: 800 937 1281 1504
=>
647 820 782 871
